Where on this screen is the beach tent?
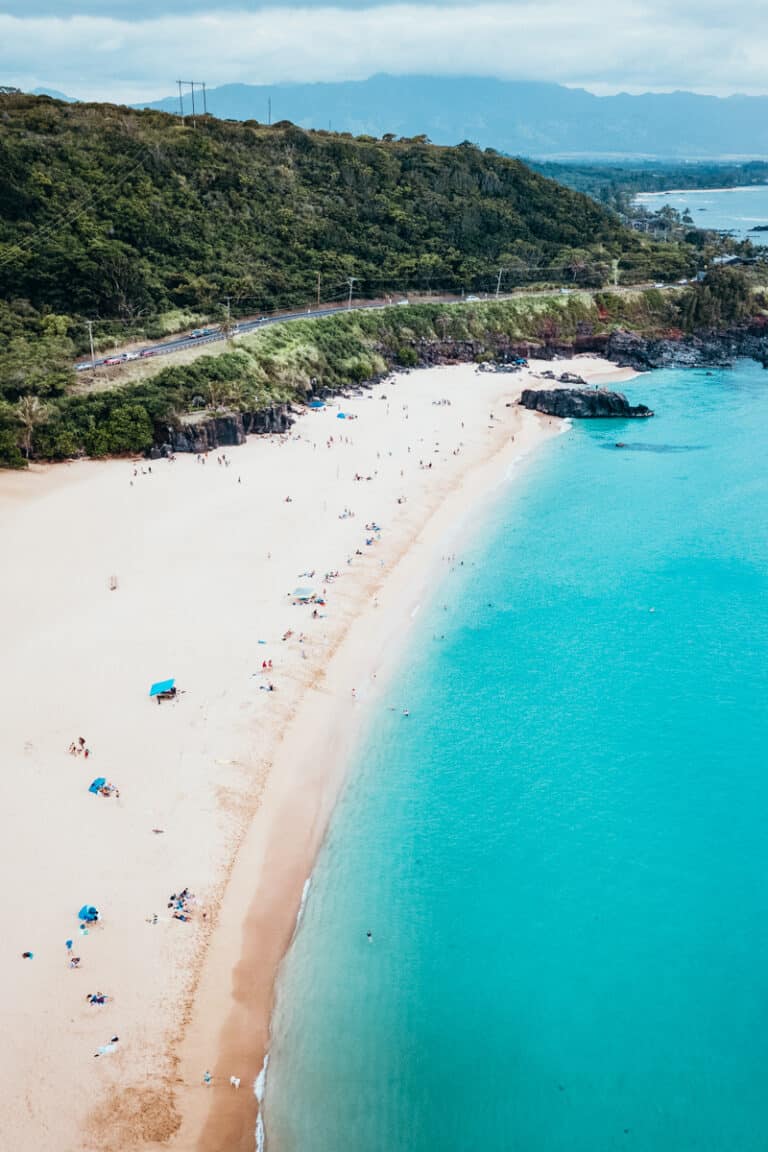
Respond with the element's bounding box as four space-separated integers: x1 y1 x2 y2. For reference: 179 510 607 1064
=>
88 777 107 794
291 587 316 602
149 678 175 697
78 905 100 923
308 399 325 409
336 412 347 420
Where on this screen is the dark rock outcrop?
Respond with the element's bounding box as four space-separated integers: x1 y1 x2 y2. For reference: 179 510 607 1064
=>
605 326 768 371
154 405 293 454
519 388 654 419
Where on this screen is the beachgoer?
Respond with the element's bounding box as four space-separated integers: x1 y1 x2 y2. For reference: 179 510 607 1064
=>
366 931 372 942
203 1071 213 1086
22 951 33 959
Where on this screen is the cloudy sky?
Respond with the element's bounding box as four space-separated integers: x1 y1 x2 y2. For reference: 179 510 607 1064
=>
1 0 763 104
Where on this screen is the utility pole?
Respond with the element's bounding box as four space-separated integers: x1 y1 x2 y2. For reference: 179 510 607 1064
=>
220 296 232 338
495 268 504 299
85 320 95 366
268 97 272 125
316 272 321 309
176 81 206 126
612 258 620 288
347 276 358 309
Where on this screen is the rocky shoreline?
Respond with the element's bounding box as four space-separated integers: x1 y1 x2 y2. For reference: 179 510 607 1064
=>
147 322 768 454
401 323 768 374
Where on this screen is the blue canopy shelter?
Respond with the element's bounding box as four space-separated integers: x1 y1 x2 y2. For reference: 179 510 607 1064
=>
291 587 316 602
308 399 325 409
336 411 347 420
78 905 100 923
88 777 107 794
149 678 175 697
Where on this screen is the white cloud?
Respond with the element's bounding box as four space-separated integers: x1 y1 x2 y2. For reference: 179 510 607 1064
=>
0 3 766 103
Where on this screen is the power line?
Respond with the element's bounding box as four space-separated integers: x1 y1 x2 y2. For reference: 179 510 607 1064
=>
0 145 155 269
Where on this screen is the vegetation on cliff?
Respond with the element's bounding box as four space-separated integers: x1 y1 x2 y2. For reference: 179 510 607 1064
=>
1 274 761 467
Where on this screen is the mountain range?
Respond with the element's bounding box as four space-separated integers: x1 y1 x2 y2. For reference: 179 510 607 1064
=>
129 75 768 159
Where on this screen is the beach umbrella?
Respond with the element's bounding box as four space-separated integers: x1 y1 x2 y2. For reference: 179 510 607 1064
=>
291 587 316 601
78 905 100 923
88 777 107 794
308 399 325 409
149 678 175 697
336 412 347 419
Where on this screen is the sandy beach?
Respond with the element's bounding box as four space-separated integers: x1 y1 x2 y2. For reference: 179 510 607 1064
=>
0 355 635 1151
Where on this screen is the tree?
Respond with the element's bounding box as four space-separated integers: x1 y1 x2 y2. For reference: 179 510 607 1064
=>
16 394 49 458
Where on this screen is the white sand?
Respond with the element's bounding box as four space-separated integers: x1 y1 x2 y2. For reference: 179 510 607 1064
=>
0 357 636 1151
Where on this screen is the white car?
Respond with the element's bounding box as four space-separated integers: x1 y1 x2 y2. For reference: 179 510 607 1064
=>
465 294 481 303
396 299 410 306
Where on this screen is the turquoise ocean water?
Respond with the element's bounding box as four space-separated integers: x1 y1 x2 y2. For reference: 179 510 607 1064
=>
635 185 768 245
265 362 768 1152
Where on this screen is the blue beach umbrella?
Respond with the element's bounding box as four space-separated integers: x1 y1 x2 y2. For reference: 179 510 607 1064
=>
149 678 175 697
336 411 347 419
78 905 99 923
88 777 107 794
308 399 325 409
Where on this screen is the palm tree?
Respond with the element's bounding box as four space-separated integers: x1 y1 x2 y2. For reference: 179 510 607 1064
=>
16 395 48 459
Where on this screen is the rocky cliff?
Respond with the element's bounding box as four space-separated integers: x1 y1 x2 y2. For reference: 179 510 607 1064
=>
152 405 293 455
605 326 768 371
519 388 654 419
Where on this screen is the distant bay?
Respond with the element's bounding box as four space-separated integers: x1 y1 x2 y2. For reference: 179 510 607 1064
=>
635 185 768 245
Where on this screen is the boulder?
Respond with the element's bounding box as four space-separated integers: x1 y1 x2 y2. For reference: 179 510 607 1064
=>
519 388 653 419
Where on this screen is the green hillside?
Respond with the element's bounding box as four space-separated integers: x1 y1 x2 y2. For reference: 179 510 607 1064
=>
0 93 692 340
0 93 711 467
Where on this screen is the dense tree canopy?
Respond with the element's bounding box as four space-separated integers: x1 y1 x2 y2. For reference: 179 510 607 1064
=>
0 92 694 348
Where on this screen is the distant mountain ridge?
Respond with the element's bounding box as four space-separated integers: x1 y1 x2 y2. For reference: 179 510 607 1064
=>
30 87 78 103
137 75 768 159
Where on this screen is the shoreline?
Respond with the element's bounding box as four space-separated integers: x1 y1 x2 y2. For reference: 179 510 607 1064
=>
170 356 631 1152
174 398 560 1152
0 356 636 1152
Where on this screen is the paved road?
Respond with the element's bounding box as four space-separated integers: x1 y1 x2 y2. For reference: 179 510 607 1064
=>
75 298 415 372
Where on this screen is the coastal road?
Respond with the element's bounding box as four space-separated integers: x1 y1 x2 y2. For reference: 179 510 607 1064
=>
75 284 668 374
76 299 416 372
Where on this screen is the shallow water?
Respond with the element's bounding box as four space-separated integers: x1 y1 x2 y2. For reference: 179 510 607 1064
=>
265 362 768 1152
635 185 768 245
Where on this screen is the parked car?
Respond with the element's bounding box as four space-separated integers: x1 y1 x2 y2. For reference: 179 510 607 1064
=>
465 294 480 302
396 299 410 306
103 355 123 366
75 362 92 372
141 348 157 358
125 351 140 361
